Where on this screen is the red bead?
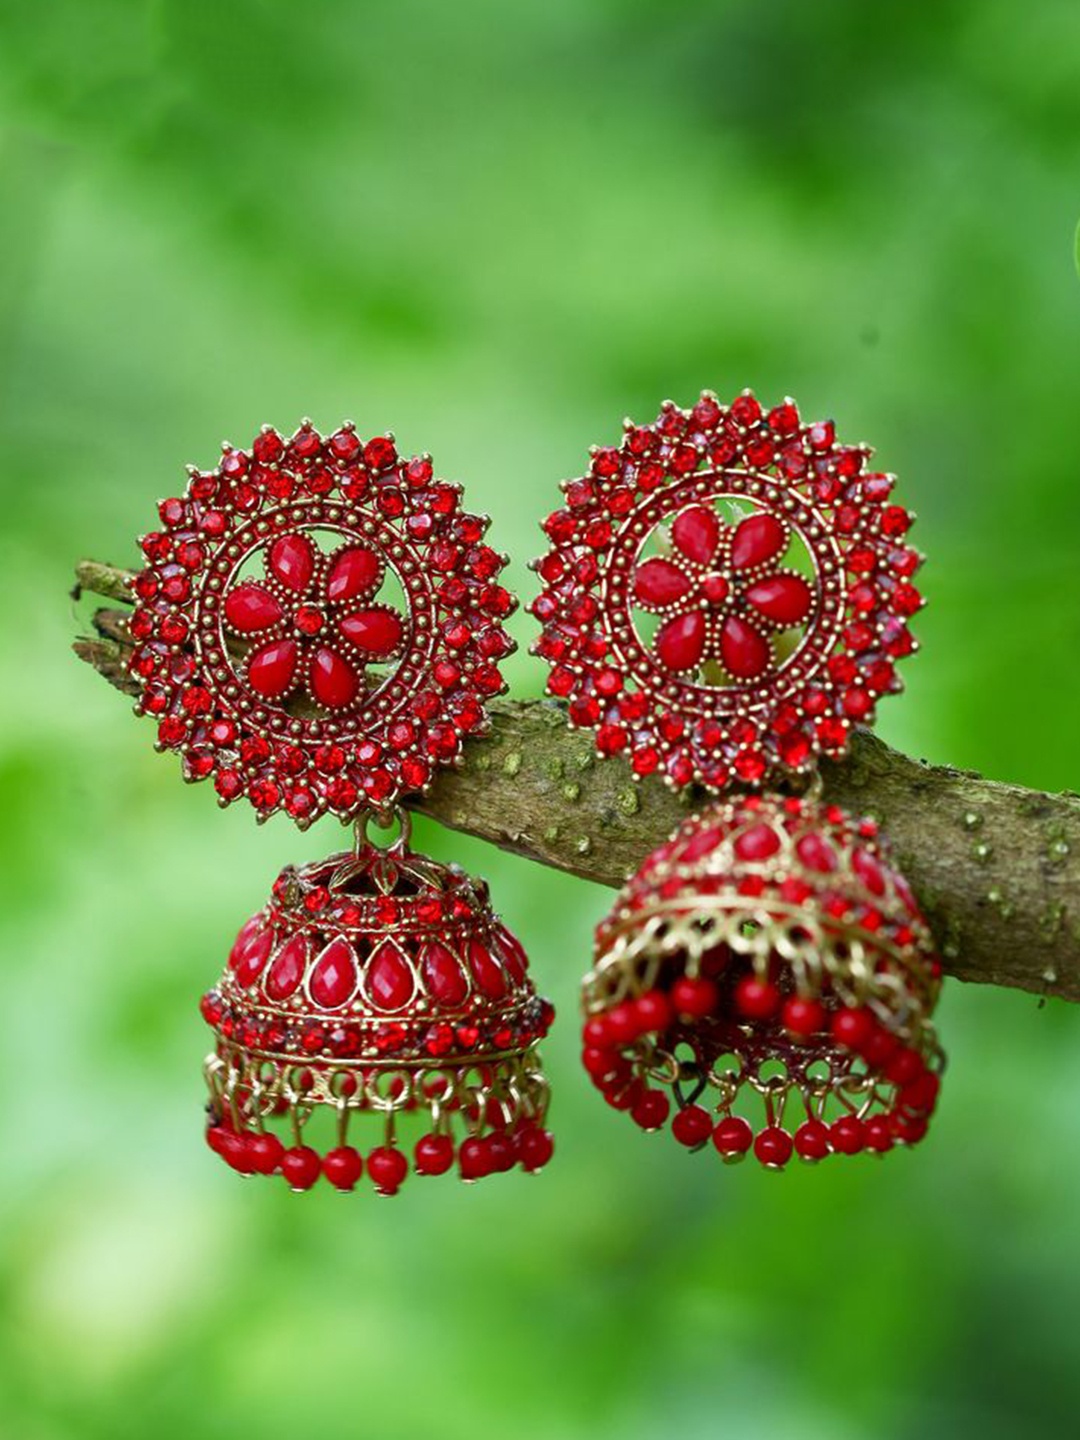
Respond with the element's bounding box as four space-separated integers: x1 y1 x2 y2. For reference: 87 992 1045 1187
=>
269 532 316 592
247 638 299 699
733 823 780 861
754 1126 793 1168
582 1015 612 1049
734 975 781 1021
414 1133 455 1176
671 975 718 1019
265 934 308 1001
862 1026 901 1067
421 941 468 1008
223 582 283 632
487 1133 517 1173
730 513 787 570
631 1090 671 1131
281 1145 321 1190
672 1105 713 1148
885 1047 925 1087
712 1115 754 1158
338 607 404 658
793 1120 831 1162
517 1127 555 1173
634 990 674 1033
367 1146 408 1195
605 1002 643 1045
830 1006 875 1052
863 1116 894 1153
745 574 812 625
829 1115 866 1155
323 1146 364 1190
781 996 826 1038
458 1136 493 1182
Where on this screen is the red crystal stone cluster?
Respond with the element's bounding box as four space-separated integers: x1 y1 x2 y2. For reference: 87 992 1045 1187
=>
581 794 944 1167
531 390 924 789
128 421 516 821
204 840 554 1192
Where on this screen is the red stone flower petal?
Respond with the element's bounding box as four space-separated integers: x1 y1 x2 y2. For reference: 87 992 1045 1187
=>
744 573 813 626
247 638 299 698
223 582 284 633
309 646 360 708
339 607 405 658
731 513 787 570
268 531 316 592
633 557 693 609
326 546 382 604
655 610 706 672
672 505 722 565
719 615 772 679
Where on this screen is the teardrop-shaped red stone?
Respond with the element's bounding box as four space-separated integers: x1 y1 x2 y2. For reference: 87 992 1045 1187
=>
326 546 381 603
633 558 692 608
229 915 263 970
853 847 886 896
421 941 469 1007
734 823 781 861
265 933 309 1000
247 638 299 698
235 927 273 988
494 927 528 986
681 825 724 862
468 937 507 1000
730 513 787 569
339 608 404 657
309 646 359 708
309 936 358 1009
366 941 415 1011
224 583 284 633
719 615 771 679
655 610 706 672
268 532 316 592
796 834 837 873
744 574 812 625
672 504 721 565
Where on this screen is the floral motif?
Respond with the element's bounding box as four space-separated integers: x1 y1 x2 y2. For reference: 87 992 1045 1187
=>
632 503 813 679
223 531 406 711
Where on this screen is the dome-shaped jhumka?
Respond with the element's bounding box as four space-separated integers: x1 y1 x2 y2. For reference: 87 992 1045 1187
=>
202 837 554 1192
581 793 944 1166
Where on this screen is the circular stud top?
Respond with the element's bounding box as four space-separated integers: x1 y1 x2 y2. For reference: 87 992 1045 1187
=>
531 390 923 791
127 421 516 823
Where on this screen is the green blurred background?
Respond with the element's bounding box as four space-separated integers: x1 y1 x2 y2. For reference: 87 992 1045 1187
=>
2 3 1080 1437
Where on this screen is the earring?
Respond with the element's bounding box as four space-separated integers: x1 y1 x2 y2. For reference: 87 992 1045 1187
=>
531 390 943 1166
128 421 554 1193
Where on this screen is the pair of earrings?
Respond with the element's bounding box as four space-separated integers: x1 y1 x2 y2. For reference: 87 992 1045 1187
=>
125 389 942 1193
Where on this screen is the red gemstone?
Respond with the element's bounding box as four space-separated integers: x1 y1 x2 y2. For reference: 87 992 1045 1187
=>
265 933 309 1001
235 928 273 988
309 647 359 709
309 936 358 1009
734 823 780 860
468 938 507 1000
797 833 837 872
633 558 692 608
701 573 730 605
326 546 381 603
366 941 415 1011
719 616 771 679
268 532 316 592
744 574 812 625
339 608 404 657
655 610 706 672
294 605 324 636
672 504 721 565
730 513 787 569
223 583 284 633
421 942 469 1007
247 638 299 698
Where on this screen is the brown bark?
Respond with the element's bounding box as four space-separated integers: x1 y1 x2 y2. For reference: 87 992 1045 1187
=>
73 560 1080 1004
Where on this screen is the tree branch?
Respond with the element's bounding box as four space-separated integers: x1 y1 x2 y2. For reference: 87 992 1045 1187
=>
73 560 1080 1004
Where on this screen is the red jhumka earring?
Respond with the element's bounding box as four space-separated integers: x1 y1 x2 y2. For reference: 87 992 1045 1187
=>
531 390 943 1167
128 421 554 1193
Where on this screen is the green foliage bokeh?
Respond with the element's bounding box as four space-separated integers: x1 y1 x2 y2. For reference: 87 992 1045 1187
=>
2 3 1080 1437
